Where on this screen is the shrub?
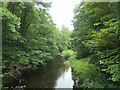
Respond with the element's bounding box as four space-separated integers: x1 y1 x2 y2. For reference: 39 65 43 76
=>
71 58 111 88
61 50 76 60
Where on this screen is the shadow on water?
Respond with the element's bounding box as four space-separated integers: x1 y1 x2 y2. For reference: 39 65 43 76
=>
19 56 74 88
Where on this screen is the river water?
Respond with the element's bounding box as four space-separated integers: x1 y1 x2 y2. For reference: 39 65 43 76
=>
20 56 74 88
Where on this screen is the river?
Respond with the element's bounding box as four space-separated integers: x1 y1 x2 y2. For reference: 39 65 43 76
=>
13 56 74 89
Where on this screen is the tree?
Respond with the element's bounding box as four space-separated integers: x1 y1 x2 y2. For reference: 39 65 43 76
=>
71 1 120 88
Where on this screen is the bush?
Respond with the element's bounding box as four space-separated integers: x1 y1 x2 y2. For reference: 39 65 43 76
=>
61 50 76 60
69 51 120 88
71 58 113 88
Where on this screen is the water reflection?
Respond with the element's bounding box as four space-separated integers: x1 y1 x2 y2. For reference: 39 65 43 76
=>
21 56 74 88
55 67 74 88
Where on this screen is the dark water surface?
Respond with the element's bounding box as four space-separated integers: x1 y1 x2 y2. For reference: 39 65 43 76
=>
21 56 74 88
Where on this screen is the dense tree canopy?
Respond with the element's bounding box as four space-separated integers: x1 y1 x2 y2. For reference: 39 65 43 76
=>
2 1 71 87
71 1 120 88
1 1 120 89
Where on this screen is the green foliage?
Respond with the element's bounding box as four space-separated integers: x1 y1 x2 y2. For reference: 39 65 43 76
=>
2 1 60 68
2 85 26 90
60 26 71 51
71 58 117 88
2 8 21 41
71 1 120 88
2 1 68 87
62 50 76 60
99 48 120 82
2 1 120 89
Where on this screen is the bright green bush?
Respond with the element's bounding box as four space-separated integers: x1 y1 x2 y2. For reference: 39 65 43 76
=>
71 58 115 88
70 51 120 88
61 50 76 60
99 48 120 82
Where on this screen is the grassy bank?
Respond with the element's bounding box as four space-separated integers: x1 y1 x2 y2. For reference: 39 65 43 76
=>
62 50 120 88
71 56 120 88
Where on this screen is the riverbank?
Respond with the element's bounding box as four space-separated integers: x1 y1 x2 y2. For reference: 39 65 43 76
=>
71 57 120 89
2 56 75 89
